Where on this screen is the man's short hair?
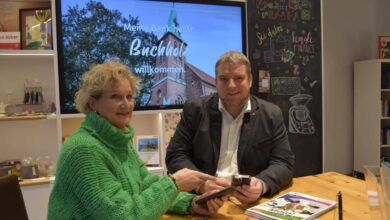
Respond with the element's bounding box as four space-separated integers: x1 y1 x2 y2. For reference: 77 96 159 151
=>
215 51 252 77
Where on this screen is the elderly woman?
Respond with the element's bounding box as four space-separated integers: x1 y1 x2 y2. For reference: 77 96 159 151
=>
47 61 224 219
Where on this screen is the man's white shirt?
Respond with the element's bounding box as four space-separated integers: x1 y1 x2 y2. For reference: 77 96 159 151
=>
216 98 251 178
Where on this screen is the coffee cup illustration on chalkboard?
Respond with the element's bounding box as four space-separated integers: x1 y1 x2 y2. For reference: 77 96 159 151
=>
289 94 315 134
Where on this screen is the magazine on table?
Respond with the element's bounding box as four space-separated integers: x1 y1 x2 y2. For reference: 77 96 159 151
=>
245 191 336 220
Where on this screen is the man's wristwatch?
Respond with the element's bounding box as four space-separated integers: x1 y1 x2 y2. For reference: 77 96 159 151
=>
260 180 267 196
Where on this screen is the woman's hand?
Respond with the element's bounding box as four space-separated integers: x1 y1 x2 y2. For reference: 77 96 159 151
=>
171 168 216 192
196 177 231 194
191 191 226 215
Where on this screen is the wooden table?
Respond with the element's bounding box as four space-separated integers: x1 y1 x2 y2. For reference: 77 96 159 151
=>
161 172 370 219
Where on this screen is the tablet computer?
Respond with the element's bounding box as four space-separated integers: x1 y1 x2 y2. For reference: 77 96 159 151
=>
195 186 236 205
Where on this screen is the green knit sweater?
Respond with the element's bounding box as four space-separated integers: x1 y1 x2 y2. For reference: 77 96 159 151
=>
47 112 195 220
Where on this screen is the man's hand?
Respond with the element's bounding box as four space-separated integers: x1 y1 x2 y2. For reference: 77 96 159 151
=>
232 177 262 204
171 168 216 192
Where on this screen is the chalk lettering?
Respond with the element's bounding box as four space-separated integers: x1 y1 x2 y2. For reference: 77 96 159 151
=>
257 32 267 46
292 31 313 44
129 38 186 57
293 44 315 54
293 64 300 75
262 9 300 22
281 49 295 63
255 0 269 11
267 25 283 38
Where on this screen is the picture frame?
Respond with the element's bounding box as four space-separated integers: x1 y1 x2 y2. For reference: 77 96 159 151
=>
19 8 52 50
258 70 271 93
136 135 160 166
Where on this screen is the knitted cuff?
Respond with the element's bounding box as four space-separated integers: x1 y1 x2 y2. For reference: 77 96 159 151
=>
168 174 179 191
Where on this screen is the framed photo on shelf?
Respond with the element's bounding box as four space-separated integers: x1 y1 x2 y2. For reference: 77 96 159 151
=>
378 36 390 59
19 8 52 50
136 135 160 166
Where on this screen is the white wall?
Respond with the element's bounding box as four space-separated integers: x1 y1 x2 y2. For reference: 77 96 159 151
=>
322 0 390 173
377 0 390 36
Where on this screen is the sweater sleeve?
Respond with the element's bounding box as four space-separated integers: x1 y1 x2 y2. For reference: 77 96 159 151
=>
136 150 196 214
61 145 179 220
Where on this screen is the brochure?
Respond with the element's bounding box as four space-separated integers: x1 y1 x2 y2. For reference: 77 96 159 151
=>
136 135 160 166
245 191 336 220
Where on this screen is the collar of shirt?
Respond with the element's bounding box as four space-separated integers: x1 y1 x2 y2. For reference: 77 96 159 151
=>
217 98 252 118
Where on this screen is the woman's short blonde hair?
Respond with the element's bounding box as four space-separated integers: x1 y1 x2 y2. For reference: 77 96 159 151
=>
75 60 140 113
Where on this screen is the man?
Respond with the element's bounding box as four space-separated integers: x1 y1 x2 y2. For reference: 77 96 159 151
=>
166 51 294 204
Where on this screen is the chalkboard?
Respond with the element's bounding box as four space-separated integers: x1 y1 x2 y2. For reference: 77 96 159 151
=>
247 0 322 177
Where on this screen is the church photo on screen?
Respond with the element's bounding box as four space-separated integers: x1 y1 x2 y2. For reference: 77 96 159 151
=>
56 0 245 112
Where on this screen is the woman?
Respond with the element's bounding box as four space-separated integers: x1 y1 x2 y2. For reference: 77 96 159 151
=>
47 61 224 219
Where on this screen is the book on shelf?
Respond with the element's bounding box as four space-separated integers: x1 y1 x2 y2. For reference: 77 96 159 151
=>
245 191 336 220
382 98 390 117
382 126 390 145
0 32 20 49
378 36 390 59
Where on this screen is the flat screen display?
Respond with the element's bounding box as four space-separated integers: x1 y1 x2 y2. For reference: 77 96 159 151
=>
56 0 246 113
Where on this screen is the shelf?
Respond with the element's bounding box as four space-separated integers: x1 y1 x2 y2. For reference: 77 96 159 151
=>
0 114 48 121
59 109 182 119
0 50 54 57
60 113 85 119
147 166 164 172
19 166 164 187
354 60 388 172
19 176 54 187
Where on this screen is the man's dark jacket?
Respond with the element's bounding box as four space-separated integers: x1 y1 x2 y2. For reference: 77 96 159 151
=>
165 94 295 196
